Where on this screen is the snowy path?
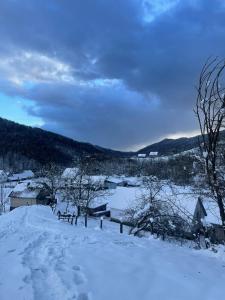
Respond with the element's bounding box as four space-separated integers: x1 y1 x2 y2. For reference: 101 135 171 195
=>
0 206 225 300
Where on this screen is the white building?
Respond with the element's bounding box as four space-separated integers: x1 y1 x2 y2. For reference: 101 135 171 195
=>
149 152 158 157
137 153 146 158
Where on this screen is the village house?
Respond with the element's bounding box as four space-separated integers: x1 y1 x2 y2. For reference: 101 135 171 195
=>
104 179 117 189
91 176 140 189
87 202 110 217
137 153 146 158
93 176 141 189
149 151 158 157
8 170 35 182
9 181 51 210
192 197 225 243
62 171 119 191
123 178 141 187
104 177 120 189
61 167 80 186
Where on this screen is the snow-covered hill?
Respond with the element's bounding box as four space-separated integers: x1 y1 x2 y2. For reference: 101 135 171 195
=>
0 206 225 300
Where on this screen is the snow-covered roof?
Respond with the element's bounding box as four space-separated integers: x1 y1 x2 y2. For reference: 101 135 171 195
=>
62 168 79 179
106 177 124 184
93 187 141 214
8 170 34 181
9 181 45 199
149 152 158 156
124 177 142 186
138 153 146 158
90 175 107 183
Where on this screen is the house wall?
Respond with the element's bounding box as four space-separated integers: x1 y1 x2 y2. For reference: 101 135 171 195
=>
10 197 37 210
36 198 48 205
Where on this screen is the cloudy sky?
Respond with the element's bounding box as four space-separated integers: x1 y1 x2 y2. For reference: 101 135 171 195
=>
0 0 225 150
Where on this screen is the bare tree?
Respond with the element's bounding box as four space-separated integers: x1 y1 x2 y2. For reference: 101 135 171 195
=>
61 168 82 213
63 156 110 215
126 176 189 239
39 163 62 203
194 58 225 228
0 184 8 214
81 176 109 213
65 177 109 215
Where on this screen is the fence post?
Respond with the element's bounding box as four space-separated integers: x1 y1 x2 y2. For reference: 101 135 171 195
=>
85 214 88 228
100 216 103 229
120 221 123 234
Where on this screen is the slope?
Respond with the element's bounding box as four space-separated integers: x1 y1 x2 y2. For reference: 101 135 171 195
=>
137 130 225 156
0 205 224 300
0 117 126 169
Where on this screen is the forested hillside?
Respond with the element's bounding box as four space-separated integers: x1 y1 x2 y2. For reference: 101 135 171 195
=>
0 118 123 170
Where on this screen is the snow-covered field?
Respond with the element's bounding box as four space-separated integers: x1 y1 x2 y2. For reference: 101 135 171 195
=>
0 205 225 300
92 184 220 224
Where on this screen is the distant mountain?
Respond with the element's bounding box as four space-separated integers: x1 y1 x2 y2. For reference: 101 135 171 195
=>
0 118 127 170
137 136 200 156
137 131 225 156
2 116 224 171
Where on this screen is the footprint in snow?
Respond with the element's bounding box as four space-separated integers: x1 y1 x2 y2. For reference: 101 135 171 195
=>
72 265 86 285
23 275 31 284
77 293 90 300
72 265 81 271
56 261 66 272
73 272 85 285
7 249 16 253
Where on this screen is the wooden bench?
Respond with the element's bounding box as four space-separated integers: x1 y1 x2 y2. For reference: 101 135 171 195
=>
57 211 75 223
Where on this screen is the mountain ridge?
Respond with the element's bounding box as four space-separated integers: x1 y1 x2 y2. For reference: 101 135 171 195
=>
2 117 223 170
0 117 128 170
137 135 201 156
137 131 225 156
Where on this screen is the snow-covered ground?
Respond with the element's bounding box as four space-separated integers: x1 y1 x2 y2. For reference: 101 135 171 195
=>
0 205 225 300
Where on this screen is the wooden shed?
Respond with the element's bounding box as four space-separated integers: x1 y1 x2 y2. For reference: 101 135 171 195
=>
192 197 225 243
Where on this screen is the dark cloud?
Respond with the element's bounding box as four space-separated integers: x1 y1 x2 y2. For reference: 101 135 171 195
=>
0 0 225 149
21 81 197 150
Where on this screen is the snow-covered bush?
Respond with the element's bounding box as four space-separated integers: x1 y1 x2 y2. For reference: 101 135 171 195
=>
126 176 189 239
